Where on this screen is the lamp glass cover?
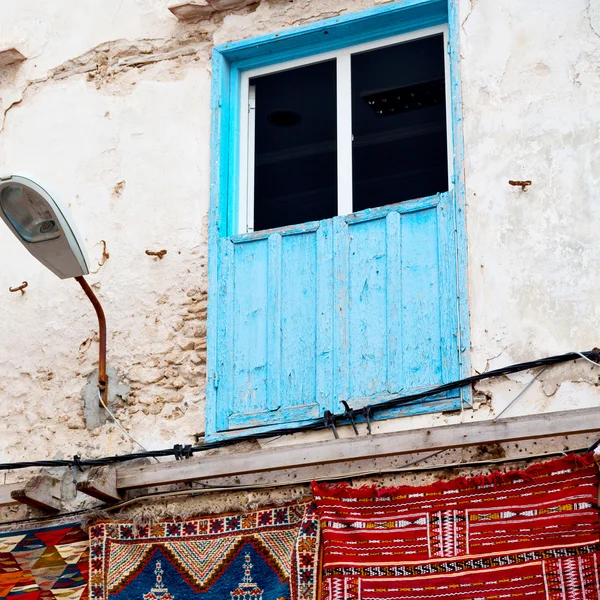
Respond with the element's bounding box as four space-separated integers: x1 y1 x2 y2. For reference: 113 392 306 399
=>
0 184 61 243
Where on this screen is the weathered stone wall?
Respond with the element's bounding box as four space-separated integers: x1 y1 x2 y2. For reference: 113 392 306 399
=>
0 0 598 486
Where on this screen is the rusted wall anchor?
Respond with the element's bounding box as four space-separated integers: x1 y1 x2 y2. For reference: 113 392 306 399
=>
98 240 110 267
9 281 28 294
145 249 167 260
508 180 532 191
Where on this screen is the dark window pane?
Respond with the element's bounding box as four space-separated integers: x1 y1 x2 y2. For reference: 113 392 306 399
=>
351 34 449 212
251 60 337 231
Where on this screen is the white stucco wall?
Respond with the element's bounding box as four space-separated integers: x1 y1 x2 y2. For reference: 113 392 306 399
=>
0 0 598 475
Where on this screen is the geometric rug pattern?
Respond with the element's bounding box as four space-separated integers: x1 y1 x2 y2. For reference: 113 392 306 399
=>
89 500 320 600
313 453 600 600
0 523 88 600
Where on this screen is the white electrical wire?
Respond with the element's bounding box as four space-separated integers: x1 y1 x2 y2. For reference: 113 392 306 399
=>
494 352 600 420
574 352 600 368
97 390 159 462
493 366 548 420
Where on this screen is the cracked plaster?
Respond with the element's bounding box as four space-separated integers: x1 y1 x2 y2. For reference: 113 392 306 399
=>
587 0 600 38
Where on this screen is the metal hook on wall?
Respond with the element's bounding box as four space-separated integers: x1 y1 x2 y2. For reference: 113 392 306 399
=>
145 249 167 260
508 180 532 191
98 240 110 267
9 281 28 295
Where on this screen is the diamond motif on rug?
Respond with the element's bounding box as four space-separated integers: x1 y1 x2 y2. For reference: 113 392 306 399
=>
11 547 48 573
31 547 68 590
0 536 26 554
0 523 88 599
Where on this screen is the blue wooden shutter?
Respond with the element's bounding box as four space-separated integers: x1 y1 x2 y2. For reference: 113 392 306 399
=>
209 192 460 438
213 221 332 434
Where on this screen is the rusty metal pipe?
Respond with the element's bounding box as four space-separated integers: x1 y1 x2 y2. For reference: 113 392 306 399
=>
75 276 107 405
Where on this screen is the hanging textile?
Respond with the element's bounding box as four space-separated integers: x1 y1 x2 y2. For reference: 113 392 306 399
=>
313 453 600 600
89 500 320 600
0 522 89 599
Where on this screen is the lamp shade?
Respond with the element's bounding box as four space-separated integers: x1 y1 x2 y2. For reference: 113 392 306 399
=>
0 174 90 278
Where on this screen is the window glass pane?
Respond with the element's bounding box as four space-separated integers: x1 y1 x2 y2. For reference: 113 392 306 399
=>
351 34 448 212
251 60 337 231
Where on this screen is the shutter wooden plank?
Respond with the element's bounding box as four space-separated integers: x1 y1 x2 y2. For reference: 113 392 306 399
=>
437 193 461 387
316 220 334 410
401 201 443 388
215 238 234 432
348 216 388 399
280 230 318 413
385 210 403 392
333 216 350 407
232 238 269 419
267 233 282 412
119 407 600 490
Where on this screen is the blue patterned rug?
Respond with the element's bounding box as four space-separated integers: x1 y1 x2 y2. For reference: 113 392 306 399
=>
89 501 320 600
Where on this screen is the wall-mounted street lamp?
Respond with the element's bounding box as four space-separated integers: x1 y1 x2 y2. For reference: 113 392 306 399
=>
0 174 109 404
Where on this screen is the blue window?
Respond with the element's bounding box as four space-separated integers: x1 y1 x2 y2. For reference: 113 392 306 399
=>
207 0 470 441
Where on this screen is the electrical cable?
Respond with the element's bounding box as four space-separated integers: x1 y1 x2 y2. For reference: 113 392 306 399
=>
0 506 106 529
0 444 594 530
574 352 600 368
587 437 600 453
493 366 548 419
0 348 597 472
97 390 160 463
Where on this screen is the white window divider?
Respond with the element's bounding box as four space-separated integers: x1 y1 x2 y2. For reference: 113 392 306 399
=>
336 51 353 217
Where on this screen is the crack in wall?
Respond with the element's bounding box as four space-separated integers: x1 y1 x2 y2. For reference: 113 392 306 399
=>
459 0 475 59
0 83 34 135
0 34 211 135
586 0 600 38
285 10 343 28
462 0 473 32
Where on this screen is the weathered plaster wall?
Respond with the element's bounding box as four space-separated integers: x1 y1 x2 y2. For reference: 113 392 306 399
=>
0 0 217 463
0 0 598 484
461 0 600 416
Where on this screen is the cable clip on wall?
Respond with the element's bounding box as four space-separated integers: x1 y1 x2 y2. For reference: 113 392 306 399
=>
323 410 339 439
340 400 359 435
173 444 193 460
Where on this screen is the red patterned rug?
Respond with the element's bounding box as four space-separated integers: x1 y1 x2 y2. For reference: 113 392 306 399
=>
313 453 600 600
89 500 319 600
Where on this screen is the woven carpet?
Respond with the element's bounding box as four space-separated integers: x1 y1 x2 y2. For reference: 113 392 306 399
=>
313 453 600 600
0 522 89 600
89 500 320 600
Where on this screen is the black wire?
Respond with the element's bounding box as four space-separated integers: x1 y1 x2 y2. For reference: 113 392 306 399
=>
0 445 592 530
0 505 108 529
0 349 598 471
587 437 600 453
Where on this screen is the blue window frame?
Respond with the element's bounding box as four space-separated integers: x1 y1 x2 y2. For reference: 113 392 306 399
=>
207 0 470 441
